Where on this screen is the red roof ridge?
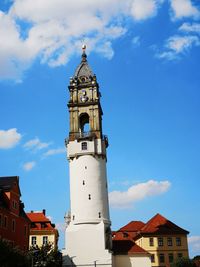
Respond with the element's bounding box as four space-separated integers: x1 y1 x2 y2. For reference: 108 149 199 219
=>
140 213 189 235
26 212 50 223
119 221 145 232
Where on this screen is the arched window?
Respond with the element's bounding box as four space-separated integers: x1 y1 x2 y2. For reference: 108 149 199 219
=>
79 113 90 133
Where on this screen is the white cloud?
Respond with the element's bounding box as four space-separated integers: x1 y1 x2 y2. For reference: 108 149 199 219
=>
132 36 141 47
23 161 36 171
0 128 22 149
188 236 200 253
0 0 167 81
179 22 200 34
24 137 51 151
109 179 171 208
158 35 200 60
170 0 200 19
130 0 163 20
43 147 65 157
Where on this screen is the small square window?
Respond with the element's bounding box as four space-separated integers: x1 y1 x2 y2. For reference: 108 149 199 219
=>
167 237 173 246
43 236 48 245
158 237 164 246
151 254 155 263
12 220 16 232
149 237 154 246
169 253 174 263
32 236 37 246
178 253 183 258
81 142 87 150
159 253 165 263
4 216 7 228
176 237 181 246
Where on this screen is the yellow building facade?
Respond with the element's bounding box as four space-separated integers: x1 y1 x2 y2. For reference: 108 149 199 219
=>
26 210 59 249
136 234 189 267
114 213 189 267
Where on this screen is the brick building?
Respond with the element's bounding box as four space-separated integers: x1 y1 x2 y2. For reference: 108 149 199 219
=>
0 176 30 251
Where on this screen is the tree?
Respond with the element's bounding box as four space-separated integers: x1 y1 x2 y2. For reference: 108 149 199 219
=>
28 243 62 267
171 257 196 267
0 238 30 267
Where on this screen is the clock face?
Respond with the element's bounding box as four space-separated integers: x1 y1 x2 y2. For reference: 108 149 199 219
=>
80 90 88 102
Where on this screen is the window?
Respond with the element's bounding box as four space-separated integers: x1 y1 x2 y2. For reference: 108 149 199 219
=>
43 236 48 245
12 200 17 209
82 142 87 150
31 236 37 246
158 237 164 246
85 166 87 169
167 237 173 246
83 180 85 185
151 254 155 263
12 219 16 232
98 212 101 218
149 237 154 246
178 253 183 258
176 237 181 246
41 223 46 228
4 216 7 228
72 215 75 220
123 232 129 238
168 253 174 263
24 225 27 236
88 194 91 200
159 253 165 263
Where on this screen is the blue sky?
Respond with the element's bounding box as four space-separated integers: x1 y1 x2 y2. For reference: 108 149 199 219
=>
0 0 200 257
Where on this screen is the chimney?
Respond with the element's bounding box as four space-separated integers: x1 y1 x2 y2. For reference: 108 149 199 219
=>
43 209 46 215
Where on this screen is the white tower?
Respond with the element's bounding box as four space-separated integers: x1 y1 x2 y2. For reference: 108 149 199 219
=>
63 46 112 267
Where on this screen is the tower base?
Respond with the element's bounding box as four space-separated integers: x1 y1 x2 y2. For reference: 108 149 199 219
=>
62 221 112 267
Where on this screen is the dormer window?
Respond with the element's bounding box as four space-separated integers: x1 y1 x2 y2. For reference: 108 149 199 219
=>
41 223 46 228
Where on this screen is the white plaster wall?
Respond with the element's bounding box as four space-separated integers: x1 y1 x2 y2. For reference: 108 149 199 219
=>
113 254 151 267
67 139 106 158
63 221 112 267
68 152 110 224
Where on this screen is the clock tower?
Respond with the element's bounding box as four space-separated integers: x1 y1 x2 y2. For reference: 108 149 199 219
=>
63 46 112 267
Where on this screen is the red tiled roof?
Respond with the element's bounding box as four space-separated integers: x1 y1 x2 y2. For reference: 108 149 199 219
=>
119 221 145 232
27 212 50 223
140 213 189 235
113 240 149 255
26 211 57 231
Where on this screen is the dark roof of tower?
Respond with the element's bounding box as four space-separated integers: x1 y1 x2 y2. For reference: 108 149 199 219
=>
0 176 20 194
74 50 93 78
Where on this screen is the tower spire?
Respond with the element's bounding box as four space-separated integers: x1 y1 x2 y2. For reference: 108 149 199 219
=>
81 44 87 62
63 49 112 267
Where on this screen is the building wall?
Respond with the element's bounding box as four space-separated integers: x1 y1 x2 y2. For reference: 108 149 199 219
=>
113 254 151 267
0 182 30 251
136 235 189 267
68 151 110 225
29 233 55 248
0 207 29 250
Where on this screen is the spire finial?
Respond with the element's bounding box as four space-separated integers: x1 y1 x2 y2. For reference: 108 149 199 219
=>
81 44 87 61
